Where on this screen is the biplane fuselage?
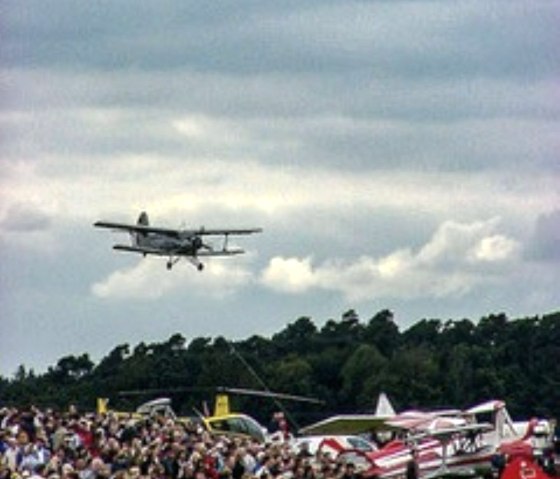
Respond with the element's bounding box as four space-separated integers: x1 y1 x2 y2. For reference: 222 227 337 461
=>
136 230 202 255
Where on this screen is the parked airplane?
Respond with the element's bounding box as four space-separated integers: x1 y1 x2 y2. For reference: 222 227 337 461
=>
94 211 262 270
116 386 324 443
325 399 554 479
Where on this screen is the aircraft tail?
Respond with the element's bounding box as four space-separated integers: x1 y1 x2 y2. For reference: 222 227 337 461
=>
138 211 149 226
375 392 396 417
213 394 231 417
132 211 149 246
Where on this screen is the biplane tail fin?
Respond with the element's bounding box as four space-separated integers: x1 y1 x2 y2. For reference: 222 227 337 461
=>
137 211 149 226
132 211 150 246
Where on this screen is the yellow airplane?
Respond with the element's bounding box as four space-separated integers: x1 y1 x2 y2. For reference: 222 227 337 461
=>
96 394 268 441
102 387 323 443
199 387 324 442
200 392 268 442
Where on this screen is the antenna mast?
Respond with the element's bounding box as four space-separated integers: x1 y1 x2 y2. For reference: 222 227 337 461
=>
228 341 302 430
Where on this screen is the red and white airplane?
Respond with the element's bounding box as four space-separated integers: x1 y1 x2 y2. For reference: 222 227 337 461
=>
301 395 553 479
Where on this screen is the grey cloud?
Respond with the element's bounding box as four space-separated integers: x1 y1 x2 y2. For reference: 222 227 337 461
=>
526 210 560 261
2 0 558 81
3 64 558 124
372 2 560 80
1 203 51 232
2 66 559 176
2 100 558 175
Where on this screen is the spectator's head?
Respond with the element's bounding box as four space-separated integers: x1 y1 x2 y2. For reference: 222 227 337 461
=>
17 429 30 446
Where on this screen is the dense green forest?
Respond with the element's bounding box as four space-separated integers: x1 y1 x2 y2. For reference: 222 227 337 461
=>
1 310 559 429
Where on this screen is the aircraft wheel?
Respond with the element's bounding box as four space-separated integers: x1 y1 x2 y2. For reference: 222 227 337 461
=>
167 261 173 270
197 263 204 272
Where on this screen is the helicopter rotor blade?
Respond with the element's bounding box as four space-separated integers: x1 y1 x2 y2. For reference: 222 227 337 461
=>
217 386 325 405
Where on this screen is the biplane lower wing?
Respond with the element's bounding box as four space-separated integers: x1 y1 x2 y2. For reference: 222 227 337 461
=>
197 248 245 257
113 244 169 256
113 244 244 257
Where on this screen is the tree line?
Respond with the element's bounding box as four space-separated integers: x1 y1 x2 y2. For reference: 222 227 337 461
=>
1 309 559 427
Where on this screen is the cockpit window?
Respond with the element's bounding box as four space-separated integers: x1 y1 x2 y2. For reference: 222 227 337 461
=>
241 416 266 442
347 437 374 451
209 419 230 431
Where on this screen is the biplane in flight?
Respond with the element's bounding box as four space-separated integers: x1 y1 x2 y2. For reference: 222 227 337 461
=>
94 211 262 271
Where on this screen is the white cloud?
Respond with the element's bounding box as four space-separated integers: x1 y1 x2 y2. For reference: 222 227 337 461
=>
2 152 555 228
260 257 316 294
91 256 253 300
173 115 251 145
260 218 520 301
469 234 519 262
416 218 520 267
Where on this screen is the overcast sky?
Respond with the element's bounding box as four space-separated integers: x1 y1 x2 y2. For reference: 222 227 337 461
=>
1 0 559 378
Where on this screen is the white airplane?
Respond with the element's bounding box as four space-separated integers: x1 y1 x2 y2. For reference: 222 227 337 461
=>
94 211 262 271
299 392 397 436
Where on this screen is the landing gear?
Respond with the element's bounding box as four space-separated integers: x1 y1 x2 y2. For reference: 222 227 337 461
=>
166 256 204 271
189 257 204 271
166 256 181 270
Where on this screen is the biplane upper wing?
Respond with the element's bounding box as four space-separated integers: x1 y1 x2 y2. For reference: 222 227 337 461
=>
94 221 262 237
192 227 263 236
299 415 390 436
94 221 182 237
407 422 494 443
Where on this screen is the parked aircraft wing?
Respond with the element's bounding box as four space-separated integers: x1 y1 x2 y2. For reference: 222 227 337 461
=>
299 415 390 436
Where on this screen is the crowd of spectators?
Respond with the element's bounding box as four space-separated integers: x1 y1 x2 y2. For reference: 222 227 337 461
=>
0 406 362 479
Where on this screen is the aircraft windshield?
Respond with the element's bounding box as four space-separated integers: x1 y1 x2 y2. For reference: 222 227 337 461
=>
208 415 266 442
347 436 375 451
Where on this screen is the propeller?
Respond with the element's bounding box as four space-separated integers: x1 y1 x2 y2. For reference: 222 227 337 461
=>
194 235 212 251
